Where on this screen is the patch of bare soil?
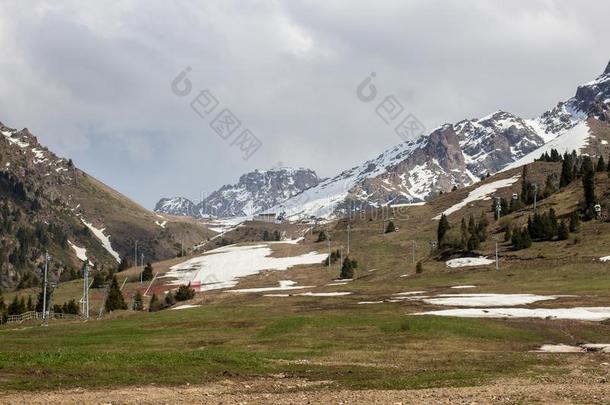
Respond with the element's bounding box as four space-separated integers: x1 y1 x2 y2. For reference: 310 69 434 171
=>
3 377 610 404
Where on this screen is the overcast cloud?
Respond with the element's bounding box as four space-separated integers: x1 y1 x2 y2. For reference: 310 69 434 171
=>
0 0 609 208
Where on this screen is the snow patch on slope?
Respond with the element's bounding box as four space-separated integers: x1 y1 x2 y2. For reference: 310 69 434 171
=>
164 243 327 291
80 219 121 262
433 175 520 219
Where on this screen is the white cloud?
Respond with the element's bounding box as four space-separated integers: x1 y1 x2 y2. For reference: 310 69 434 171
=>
0 0 608 207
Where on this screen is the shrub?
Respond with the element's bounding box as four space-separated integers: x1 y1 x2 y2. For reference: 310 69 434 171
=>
416 261 423 274
385 221 396 233
174 284 196 301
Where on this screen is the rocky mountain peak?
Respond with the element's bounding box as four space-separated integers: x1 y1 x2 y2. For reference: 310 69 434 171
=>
155 167 321 218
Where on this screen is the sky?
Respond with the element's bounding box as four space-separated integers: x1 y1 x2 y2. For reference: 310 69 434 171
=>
0 0 609 209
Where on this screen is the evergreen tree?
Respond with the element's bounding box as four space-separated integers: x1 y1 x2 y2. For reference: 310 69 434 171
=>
105 276 128 312
597 156 607 172
504 226 512 242
385 220 396 233
543 174 558 198
557 220 569 241
548 208 559 238
437 214 450 246
340 257 357 279
175 284 196 301
316 231 327 243
149 293 162 312
141 262 154 282
262 230 271 241
133 291 143 311
560 153 574 188
416 261 423 274
467 234 480 251
26 295 34 311
581 156 596 218
460 218 468 249
273 230 281 241
468 214 476 236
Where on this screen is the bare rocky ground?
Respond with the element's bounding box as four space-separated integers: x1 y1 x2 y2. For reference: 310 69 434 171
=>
3 377 610 404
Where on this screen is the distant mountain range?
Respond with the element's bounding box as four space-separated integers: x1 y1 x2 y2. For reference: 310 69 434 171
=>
155 168 320 218
157 59 610 220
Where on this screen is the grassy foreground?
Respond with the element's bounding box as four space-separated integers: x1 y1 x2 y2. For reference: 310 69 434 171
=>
1 292 609 392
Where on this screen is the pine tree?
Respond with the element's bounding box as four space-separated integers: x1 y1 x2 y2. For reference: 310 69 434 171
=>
141 262 154 282
569 211 580 232
133 291 143 311
543 174 557 198
597 156 606 172
149 293 161 312
582 156 596 218
460 218 468 249
340 257 357 279
468 214 476 236
548 208 559 238
316 231 327 243
105 276 127 312
385 220 396 233
557 220 569 240
175 284 196 301
511 227 523 250
560 153 574 188
467 234 480 251
26 295 34 311
504 226 512 242
416 261 423 274
437 214 450 246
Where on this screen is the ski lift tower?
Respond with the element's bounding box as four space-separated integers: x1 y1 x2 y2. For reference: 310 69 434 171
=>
81 263 90 320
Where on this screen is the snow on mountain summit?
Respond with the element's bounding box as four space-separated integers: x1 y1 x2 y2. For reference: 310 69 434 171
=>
155 168 321 218
266 59 610 220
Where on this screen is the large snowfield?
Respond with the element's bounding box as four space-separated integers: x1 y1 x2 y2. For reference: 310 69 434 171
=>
164 243 328 291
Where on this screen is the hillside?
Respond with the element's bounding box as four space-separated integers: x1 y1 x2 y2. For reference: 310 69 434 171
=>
0 122 214 290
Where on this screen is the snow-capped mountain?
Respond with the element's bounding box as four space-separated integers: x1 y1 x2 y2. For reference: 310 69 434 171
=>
155 168 321 218
268 59 610 220
154 197 195 217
